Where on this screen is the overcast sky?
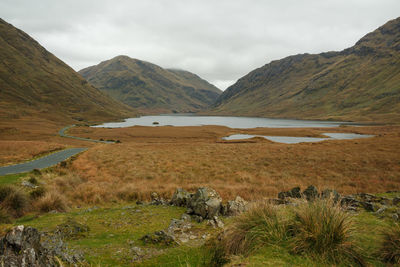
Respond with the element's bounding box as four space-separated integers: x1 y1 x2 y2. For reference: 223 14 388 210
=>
1 0 399 90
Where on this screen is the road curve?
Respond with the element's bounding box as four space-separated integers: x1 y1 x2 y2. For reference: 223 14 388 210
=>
59 125 114 143
0 148 87 176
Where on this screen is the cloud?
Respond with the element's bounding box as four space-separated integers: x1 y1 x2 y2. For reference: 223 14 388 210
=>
1 0 399 89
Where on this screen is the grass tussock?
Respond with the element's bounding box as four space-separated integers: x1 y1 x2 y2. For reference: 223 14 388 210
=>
214 198 365 266
0 185 29 217
379 223 400 264
291 198 365 266
35 192 68 213
221 202 288 256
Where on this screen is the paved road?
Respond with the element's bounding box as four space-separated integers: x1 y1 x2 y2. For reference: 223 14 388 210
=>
59 125 114 143
0 148 87 176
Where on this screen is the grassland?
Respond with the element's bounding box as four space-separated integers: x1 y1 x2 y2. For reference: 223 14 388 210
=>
0 122 399 266
61 125 400 203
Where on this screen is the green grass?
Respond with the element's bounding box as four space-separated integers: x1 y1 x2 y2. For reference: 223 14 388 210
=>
0 173 28 185
15 203 217 266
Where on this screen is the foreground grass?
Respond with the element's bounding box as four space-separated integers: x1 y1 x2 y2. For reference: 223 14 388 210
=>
15 203 215 266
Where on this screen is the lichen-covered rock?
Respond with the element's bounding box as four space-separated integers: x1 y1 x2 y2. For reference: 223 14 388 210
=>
170 188 192 207
0 225 83 267
140 231 177 246
226 196 248 216
303 185 319 201
188 187 222 219
321 189 341 202
278 187 301 199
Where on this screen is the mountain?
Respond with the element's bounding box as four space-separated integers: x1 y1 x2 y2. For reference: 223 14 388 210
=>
211 17 400 123
0 18 136 123
79 56 221 113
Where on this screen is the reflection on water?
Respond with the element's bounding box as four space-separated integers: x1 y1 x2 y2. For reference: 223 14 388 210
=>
93 115 351 129
222 133 374 144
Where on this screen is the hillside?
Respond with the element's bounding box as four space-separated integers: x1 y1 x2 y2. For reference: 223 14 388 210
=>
211 17 400 123
0 18 136 124
79 56 221 113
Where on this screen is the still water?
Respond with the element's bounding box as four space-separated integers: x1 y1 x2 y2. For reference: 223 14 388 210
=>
93 114 351 129
222 133 374 144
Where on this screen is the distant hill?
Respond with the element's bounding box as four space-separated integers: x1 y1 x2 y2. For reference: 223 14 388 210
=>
210 17 400 123
0 18 135 123
79 56 221 114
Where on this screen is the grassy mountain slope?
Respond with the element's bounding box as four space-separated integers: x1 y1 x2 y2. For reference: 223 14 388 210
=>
79 56 221 114
0 18 136 124
211 17 400 123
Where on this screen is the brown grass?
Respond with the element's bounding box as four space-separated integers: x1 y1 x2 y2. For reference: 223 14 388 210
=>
36 125 400 204
1 120 399 204
0 140 65 166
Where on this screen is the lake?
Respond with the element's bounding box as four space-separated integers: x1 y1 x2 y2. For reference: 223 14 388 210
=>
93 114 351 129
222 133 374 144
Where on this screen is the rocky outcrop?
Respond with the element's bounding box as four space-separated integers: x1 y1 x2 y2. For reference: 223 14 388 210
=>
186 187 222 219
224 196 249 216
0 225 83 267
278 187 301 199
170 188 192 207
302 185 319 201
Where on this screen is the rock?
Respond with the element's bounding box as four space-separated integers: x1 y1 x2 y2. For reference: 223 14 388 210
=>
140 231 177 246
131 246 146 262
54 218 90 240
180 214 191 222
166 219 192 236
21 181 37 189
0 225 83 267
188 187 222 219
392 213 399 221
278 186 301 199
170 188 192 207
191 215 204 223
393 197 400 206
376 206 387 214
226 196 248 216
303 185 319 201
361 202 376 212
207 216 224 229
321 189 341 202
150 192 167 205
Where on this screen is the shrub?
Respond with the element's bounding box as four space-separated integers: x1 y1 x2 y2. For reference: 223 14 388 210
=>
35 192 68 213
379 223 400 264
30 186 47 199
0 185 15 202
290 198 364 266
218 202 288 256
1 189 29 217
28 177 38 185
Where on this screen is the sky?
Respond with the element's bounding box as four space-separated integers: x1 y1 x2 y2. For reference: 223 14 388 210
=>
1 0 399 90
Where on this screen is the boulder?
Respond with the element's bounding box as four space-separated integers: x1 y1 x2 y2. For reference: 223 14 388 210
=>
226 196 248 216
303 185 319 201
150 192 167 205
321 189 341 202
170 188 192 207
188 187 222 219
393 197 400 206
0 225 83 267
278 187 301 199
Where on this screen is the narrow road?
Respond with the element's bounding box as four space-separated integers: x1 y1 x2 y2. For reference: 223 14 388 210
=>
59 125 114 143
0 125 113 176
0 148 87 176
